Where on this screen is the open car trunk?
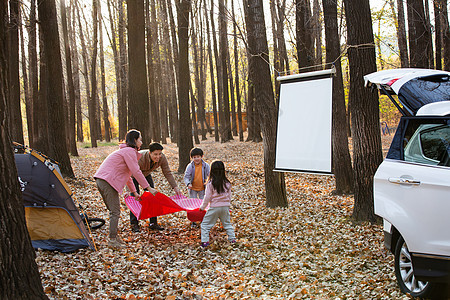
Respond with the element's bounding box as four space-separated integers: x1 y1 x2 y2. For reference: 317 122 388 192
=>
364 68 450 116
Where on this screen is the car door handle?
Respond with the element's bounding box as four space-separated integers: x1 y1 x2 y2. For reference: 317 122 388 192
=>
388 177 421 185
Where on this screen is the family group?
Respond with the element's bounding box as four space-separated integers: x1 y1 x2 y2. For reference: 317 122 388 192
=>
93 129 236 249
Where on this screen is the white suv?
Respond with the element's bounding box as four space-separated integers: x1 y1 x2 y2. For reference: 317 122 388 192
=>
365 69 450 298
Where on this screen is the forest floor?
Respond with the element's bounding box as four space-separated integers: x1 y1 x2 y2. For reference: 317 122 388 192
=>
35 133 410 299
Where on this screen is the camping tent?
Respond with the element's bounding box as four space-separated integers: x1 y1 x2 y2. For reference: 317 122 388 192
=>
14 145 95 252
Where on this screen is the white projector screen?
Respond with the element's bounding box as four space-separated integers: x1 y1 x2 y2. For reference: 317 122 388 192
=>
275 75 333 174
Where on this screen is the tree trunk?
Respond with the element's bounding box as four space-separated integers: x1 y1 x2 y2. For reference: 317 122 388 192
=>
19 10 33 145
150 0 165 143
128 0 150 144
118 0 128 139
407 0 431 68
204 0 219 141
210 0 224 142
1 6 48 294
296 0 315 70
245 0 287 208
439 0 450 71
8 0 24 144
232 0 243 142
98 1 111 142
177 0 193 173
150 0 168 144
190 83 200 145
227 44 237 137
344 0 382 222
191 14 206 140
270 0 280 77
28 0 40 147
38 0 74 177
34 28 50 154
77 3 92 144
323 0 353 194
434 0 442 70
145 0 158 143
312 0 322 66
423 0 434 69
159 0 178 142
276 0 290 73
396 0 409 68
167 0 180 143
61 0 79 155
218 0 232 142
89 0 99 147
69 2 83 142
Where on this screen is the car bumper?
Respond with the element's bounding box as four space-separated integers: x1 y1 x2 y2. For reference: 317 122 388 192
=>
411 252 450 283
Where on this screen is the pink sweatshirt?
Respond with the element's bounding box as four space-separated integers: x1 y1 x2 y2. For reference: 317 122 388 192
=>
94 144 149 193
200 182 232 210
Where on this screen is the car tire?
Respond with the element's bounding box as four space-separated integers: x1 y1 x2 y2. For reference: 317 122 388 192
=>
394 236 439 298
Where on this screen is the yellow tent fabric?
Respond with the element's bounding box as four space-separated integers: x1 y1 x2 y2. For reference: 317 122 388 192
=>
25 207 83 240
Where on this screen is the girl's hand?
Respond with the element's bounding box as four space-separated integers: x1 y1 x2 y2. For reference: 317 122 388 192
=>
148 187 157 195
188 184 192 190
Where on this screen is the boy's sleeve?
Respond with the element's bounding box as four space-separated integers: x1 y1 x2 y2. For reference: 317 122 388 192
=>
183 163 192 186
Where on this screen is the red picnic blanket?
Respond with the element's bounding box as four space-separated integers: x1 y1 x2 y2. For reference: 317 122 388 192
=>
125 192 207 222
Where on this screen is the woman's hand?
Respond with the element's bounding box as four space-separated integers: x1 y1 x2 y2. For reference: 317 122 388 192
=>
148 187 157 195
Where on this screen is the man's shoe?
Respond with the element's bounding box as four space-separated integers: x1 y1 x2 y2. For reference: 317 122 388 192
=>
108 237 125 249
131 224 140 232
149 223 164 231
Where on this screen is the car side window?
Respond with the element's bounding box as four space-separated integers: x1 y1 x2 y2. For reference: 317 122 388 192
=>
420 125 450 166
404 123 450 167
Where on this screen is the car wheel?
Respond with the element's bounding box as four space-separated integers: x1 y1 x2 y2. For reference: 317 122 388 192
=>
394 236 434 298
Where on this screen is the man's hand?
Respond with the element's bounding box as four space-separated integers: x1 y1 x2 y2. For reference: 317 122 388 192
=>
174 187 182 195
132 192 141 201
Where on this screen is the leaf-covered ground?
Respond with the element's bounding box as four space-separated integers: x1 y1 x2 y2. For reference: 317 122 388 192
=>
36 134 409 299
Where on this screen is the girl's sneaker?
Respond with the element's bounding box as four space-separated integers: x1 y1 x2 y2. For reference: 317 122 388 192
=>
230 239 236 244
200 242 209 248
